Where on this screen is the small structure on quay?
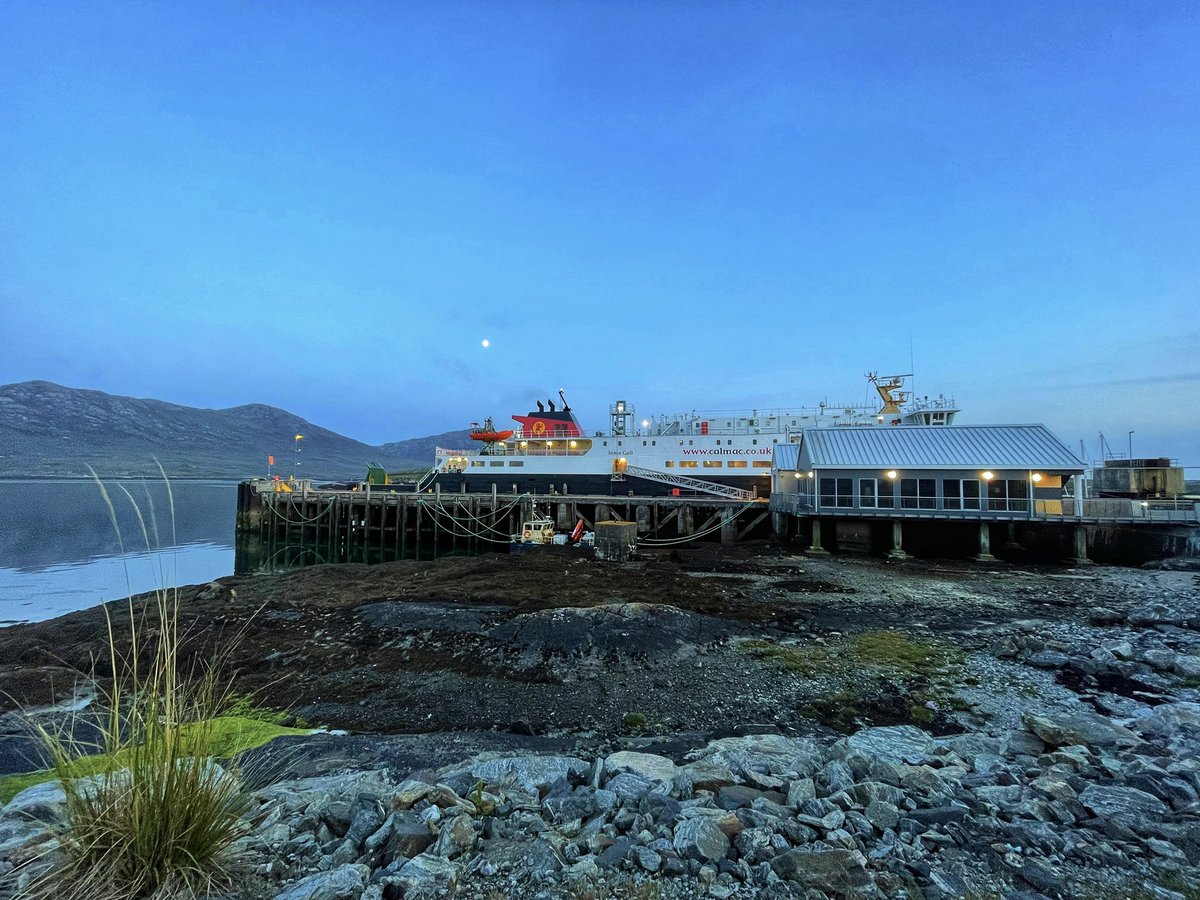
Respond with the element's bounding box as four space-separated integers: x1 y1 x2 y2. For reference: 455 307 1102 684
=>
768 424 1197 563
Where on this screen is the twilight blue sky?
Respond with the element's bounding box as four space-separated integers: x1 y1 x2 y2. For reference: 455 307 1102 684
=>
1 1 1197 466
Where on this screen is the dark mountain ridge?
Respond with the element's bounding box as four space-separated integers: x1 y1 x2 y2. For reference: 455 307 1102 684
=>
0 381 466 479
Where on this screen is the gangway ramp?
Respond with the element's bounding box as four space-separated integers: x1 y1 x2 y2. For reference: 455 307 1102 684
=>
624 465 756 501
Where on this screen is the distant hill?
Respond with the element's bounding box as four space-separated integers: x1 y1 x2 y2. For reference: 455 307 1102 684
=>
377 429 473 466
0 381 441 480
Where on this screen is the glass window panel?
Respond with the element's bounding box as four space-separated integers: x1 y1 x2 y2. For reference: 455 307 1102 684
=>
878 479 894 508
900 478 917 509
859 478 877 508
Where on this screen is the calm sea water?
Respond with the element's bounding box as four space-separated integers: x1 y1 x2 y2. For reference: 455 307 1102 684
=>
0 480 237 626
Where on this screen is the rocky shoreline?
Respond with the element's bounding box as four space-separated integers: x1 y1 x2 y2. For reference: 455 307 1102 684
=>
3 545 1200 897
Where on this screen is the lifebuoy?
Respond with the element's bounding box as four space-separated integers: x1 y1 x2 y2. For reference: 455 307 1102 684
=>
523 529 532 540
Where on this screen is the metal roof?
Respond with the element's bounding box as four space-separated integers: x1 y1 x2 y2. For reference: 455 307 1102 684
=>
791 425 1085 472
773 442 801 471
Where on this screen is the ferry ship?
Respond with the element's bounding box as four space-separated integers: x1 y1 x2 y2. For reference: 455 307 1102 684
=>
430 374 959 498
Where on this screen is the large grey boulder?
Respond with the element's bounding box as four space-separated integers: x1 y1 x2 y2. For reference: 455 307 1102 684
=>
1136 702 1200 736
833 726 935 763
769 848 872 891
394 853 461 895
605 751 678 783
272 864 367 900
1079 784 1170 822
673 817 730 862
686 734 822 779
456 755 587 795
1023 710 1142 749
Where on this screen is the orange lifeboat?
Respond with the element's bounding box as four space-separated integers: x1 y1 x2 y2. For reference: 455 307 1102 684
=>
469 418 514 443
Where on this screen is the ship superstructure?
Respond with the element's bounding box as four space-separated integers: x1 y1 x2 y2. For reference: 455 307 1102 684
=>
432 375 959 497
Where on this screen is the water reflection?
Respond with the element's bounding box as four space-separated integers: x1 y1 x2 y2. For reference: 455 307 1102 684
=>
234 531 470 575
0 479 237 625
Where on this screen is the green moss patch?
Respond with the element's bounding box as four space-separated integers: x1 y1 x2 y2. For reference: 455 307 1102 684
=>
0 715 310 806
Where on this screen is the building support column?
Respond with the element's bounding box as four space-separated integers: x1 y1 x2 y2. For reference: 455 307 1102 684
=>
1005 522 1022 552
1069 523 1092 566
806 517 830 556
771 511 789 542
886 520 908 560
974 521 995 562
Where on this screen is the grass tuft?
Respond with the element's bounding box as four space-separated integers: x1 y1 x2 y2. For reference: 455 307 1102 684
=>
18 469 268 900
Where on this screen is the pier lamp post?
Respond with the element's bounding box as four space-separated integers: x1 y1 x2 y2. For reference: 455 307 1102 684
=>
293 434 303 480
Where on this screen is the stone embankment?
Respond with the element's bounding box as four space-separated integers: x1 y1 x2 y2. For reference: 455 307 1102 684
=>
6 706 1200 898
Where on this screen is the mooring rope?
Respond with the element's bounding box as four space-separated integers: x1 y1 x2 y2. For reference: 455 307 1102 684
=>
266 495 337 525
638 501 759 546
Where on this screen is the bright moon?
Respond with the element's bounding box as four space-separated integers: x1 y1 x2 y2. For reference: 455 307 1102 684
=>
481 339 490 348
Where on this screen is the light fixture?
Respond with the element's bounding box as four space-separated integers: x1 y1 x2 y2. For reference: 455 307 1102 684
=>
794 472 802 479
982 471 994 481
520 441 527 447
886 470 897 480
547 441 554 447
1031 473 1042 483
642 420 649 428
808 471 815 478
569 440 577 447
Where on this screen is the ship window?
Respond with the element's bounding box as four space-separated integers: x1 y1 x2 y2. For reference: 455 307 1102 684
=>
618 440 622 446
704 460 722 468
679 440 684 446
716 440 721 445
773 438 778 443
728 460 748 468
752 461 771 468
643 441 647 446
603 441 607 446
752 439 757 445
688 440 693 446
489 461 504 467
652 440 656 446
509 461 524 467
471 461 485 468
679 460 698 468
664 461 674 468
725 421 732 427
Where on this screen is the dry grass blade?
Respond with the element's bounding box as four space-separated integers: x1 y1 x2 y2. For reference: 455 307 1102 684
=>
22 472 254 900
